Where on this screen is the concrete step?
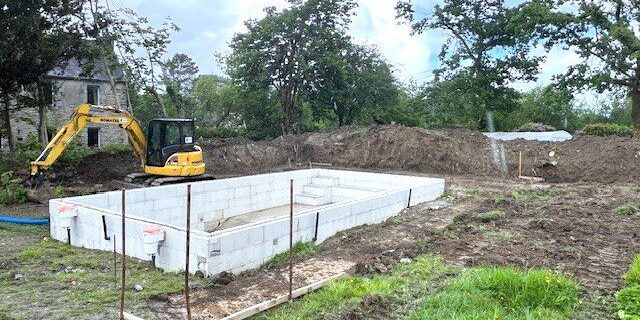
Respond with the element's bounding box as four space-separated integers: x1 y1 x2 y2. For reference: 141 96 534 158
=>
332 185 383 199
311 176 338 187
296 193 328 206
303 184 329 197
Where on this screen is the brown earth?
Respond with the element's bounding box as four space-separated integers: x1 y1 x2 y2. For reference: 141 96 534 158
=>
43 125 640 190
137 176 637 319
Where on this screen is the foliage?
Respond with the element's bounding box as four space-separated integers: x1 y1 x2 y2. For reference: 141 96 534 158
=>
617 255 640 319
517 122 557 132
192 75 243 127
162 53 199 117
396 0 544 131
196 126 246 139
259 255 453 320
410 267 579 319
528 0 640 129
582 123 634 137
0 171 28 205
226 0 358 134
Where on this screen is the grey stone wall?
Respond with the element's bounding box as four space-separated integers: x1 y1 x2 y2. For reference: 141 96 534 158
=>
50 79 129 147
1 79 131 150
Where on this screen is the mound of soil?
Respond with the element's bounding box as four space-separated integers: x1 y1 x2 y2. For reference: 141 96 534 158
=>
50 124 640 185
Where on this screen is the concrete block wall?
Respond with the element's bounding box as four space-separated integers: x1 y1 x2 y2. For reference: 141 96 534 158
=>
50 169 445 276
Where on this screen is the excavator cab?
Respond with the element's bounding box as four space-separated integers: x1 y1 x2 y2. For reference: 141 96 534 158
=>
144 119 205 177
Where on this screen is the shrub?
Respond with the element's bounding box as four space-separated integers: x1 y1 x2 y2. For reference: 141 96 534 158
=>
617 254 640 319
196 126 247 139
582 123 634 137
625 255 640 286
0 171 28 205
517 122 557 132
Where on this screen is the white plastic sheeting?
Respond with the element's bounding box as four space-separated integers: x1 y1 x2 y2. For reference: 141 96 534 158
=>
483 130 572 142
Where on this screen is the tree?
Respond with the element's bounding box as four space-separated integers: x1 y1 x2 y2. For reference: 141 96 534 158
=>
192 75 241 127
514 86 574 130
529 0 640 129
396 0 543 129
77 2 178 117
163 53 199 118
226 0 357 134
0 0 83 149
310 44 401 126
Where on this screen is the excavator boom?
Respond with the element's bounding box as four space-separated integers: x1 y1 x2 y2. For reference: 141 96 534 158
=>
28 104 146 187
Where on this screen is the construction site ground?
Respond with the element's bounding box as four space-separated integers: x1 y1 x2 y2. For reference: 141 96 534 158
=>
1 125 639 319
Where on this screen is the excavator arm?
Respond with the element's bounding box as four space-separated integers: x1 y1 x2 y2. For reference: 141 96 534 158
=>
28 104 147 188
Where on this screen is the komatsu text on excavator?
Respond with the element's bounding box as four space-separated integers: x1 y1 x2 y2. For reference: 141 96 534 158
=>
27 104 207 188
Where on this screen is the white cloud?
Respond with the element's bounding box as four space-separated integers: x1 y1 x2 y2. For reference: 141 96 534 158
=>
350 1 443 83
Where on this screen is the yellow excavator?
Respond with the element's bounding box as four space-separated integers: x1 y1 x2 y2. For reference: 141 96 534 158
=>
27 104 207 188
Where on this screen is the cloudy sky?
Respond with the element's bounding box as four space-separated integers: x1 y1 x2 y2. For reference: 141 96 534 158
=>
115 0 581 93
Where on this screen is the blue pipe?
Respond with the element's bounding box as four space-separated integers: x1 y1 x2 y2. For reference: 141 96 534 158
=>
0 216 49 225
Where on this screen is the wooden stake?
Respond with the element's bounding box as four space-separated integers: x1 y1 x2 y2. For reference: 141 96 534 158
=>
185 184 192 320
289 179 294 300
119 189 126 320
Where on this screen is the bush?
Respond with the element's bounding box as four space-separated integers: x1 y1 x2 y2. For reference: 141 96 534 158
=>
617 255 640 319
582 123 634 137
516 122 557 132
196 126 247 139
0 171 28 205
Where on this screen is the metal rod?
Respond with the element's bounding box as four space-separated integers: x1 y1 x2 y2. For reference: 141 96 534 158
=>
113 235 117 290
66 228 71 245
289 179 294 300
313 212 320 242
185 184 192 320
407 189 412 208
119 189 126 320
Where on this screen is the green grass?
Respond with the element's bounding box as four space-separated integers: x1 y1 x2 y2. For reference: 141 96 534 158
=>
257 256 580 320
475 209 506 222
266 241 317 267
511 187 556 202
615 204 639 216
410 267 580 320
1 236 200 319
257 255 454 320
617 254 640 319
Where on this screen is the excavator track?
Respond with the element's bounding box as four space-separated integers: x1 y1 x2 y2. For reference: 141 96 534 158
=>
124 173 216 186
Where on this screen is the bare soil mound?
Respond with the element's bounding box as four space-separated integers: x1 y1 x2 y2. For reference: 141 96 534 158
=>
52 124 640 184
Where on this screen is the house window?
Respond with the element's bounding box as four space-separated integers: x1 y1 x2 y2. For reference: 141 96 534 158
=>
88 127 100 147
87 85 100 105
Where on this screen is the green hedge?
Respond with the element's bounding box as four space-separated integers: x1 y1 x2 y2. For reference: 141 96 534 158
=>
196 126 247 139
582 123 634 137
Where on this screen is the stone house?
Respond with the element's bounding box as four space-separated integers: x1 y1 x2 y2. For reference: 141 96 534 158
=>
2 55 129 149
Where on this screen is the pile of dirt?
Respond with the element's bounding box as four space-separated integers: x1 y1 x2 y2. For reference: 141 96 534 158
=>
48 124 640 185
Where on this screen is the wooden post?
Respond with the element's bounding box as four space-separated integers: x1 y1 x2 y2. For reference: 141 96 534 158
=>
289 179 294 300
119 189 126 320
185 184 192 320
518 151 523 178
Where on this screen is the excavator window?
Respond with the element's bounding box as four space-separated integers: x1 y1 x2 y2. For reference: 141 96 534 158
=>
145 119 196 167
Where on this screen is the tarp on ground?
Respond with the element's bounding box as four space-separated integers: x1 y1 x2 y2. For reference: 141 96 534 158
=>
482 130 573 142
